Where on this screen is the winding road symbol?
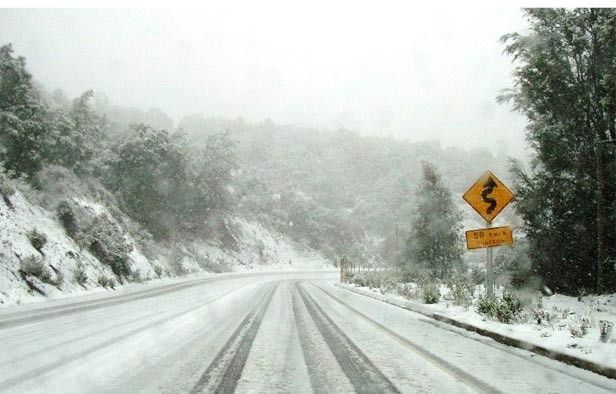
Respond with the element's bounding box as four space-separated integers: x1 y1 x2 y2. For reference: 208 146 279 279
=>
463 170 514 223
481 176 498 214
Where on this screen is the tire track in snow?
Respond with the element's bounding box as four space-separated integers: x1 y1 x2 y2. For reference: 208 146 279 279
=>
306 282 502 394
291 281 354 393
0 282 255 391
190 282 278 394
295 282 401 394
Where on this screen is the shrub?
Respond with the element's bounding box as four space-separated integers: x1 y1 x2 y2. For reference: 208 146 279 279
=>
0 178 15 209
19 255 51 282
74 263 88 285
477 292 523 323
447 273 474 306
416 272 440 304
350 272 366 287
379 271 399 294
421 281 440 304
469 266 485 286
109 255 131 280
397 283 418 300
365 271 382 289
496 292 523 323
57 201 78 237
477 294 499 318
169 257 189 276
154 265 163 277
27 229 47 252
0 178 14 199
130 269 143 283
496 293 522 323
531 295 552 325
348 270 386 289
569 318 591 338
52 270 64 287
82 216 132 280
97 275 116 289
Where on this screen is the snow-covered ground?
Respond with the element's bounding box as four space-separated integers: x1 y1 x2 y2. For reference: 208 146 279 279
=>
3 274 615 393
0 187 332 308
341 282 616 371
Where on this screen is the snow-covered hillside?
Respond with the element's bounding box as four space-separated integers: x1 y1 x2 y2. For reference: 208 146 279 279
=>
0 188 332 307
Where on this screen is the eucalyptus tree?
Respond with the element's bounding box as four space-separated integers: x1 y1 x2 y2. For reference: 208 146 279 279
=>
501 9 616 294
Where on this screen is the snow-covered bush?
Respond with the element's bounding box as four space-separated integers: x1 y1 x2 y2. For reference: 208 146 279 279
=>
373 271 384 288
27 229 47 252
168 254 189 276
530 294 553 325
446 273 474 306
477 294 498 318
348 270 392 289
364 271 381 289
397 282 419 300
153 265 163 277
97 275 116 289
0 167 16 208
53 270 64 286
73 263 88 286
130 269 143 283
469 266 485 286
77 215 132 281
496 292 523 323
19 255 51 282
350 272 367 287
569 318 591 338
57 201 78 236
379 271 399 295
477 292 523 323
421 280 440 304
415 272 440 304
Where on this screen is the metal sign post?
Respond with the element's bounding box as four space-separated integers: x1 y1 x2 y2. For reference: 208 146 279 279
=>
463 170 514 298
486 221 494 297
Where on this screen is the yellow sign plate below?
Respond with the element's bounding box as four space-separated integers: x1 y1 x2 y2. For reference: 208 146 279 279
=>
465 226 513 249
463 170 514 223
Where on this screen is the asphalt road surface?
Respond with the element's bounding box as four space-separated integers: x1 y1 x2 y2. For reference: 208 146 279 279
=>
1 271 616 393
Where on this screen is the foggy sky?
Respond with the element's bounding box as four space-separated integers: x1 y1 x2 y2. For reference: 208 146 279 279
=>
0 5 530 157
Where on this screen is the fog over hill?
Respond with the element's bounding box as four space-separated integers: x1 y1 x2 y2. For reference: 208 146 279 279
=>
93 98 515 265
0 8 525 304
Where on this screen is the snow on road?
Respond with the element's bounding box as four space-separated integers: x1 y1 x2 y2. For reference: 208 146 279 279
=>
1 272 615 393
234 281 313 393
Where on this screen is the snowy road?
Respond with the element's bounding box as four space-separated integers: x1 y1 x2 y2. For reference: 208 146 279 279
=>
1 272 616 393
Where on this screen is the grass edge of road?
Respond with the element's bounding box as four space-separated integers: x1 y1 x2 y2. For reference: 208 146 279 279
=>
334 283 616 381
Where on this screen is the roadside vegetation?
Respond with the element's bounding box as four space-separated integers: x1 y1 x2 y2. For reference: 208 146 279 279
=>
1 9 615 308
343 10 616 339
0 41 509 293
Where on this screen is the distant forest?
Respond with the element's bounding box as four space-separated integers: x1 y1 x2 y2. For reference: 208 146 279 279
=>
96 103 512 264
1 43 510 270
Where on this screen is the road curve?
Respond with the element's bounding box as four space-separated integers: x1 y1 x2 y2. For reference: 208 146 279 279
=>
1 272 615 393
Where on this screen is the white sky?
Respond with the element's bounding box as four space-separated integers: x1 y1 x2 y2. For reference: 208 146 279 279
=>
0 3 537 157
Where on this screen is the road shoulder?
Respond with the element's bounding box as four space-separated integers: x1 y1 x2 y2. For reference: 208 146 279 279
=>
335 282 616 380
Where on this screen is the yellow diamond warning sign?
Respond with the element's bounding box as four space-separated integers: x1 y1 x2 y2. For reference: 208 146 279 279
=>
465 226 513 249
463 171 514 223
